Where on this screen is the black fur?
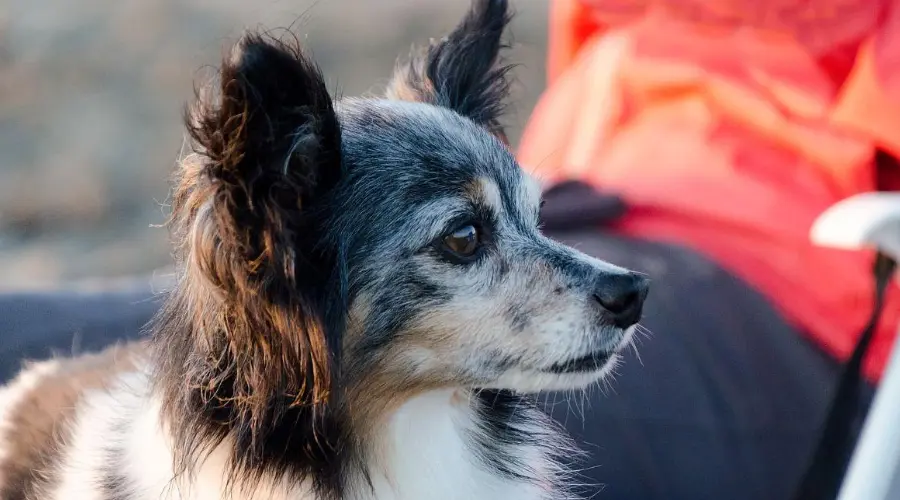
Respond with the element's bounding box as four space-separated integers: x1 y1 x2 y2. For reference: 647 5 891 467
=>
354 271 451 356
389 0 514 140
471 390 535 481
470 390 580 487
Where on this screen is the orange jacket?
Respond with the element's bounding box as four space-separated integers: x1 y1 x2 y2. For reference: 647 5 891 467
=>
519 0 900 382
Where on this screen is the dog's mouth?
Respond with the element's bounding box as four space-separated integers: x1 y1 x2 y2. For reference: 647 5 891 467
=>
542 350 613 374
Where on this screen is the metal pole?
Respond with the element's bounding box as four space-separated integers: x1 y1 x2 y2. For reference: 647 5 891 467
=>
836 329 900 500
812 193 900 500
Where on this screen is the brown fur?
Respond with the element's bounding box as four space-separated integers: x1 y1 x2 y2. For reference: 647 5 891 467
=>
0 343 140 498
385 61 436 105
338 293 456 448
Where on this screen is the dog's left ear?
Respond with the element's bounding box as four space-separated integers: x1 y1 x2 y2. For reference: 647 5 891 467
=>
169 31 344 456
386 0 513 143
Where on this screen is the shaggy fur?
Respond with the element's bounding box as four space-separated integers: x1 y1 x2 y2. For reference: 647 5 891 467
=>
0 2 649 499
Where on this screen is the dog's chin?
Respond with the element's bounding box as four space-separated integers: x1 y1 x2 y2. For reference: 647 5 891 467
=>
481 352 622 393
478 325 636 393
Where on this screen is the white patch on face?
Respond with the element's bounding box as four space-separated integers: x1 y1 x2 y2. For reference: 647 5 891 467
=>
477 177 504 216
478 172 541 228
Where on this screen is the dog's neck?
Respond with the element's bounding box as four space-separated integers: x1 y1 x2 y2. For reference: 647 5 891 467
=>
147 382 567 499
345 388 560 500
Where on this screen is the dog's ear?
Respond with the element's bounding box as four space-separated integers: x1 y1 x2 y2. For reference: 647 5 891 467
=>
168 31 342 464
386 0 513 143
189 32 342 206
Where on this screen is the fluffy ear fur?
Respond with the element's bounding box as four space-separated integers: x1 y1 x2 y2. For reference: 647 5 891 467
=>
155 31 344 491
386 0 513 142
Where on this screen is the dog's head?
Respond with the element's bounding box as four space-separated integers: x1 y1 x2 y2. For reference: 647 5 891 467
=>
158 0 648 479
334 95 648 395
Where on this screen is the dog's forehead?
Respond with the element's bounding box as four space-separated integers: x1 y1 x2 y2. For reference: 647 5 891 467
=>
335 98 533 209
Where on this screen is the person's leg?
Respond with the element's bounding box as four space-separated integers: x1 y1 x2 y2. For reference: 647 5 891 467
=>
0 282 158 382
543 230 874 500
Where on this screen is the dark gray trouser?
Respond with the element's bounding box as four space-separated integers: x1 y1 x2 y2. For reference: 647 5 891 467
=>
544 230 873 500
0 283 162 382
0 234 873 500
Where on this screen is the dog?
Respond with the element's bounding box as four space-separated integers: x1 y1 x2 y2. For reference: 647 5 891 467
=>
0 1 649 498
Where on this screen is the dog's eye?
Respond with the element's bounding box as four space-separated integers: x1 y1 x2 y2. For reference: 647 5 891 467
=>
443 224 480 258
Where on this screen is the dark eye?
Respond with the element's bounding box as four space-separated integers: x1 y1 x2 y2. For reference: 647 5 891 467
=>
443 224 480 258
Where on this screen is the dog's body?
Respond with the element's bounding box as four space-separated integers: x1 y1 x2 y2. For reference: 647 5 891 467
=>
0 2 649 499
0 347 565 500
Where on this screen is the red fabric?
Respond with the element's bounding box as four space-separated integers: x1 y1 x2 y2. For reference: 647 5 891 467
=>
519 0 900 382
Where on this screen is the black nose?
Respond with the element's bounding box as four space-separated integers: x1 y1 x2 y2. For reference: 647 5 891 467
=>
592 272 650 328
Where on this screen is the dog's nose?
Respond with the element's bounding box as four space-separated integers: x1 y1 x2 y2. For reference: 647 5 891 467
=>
592 272 650 328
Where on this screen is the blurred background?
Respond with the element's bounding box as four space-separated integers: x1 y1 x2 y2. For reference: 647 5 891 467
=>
0 0 548 289
3 3 898 498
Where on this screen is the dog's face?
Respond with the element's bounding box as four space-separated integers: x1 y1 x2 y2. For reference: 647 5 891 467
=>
334 99 647 393
163 0 648 451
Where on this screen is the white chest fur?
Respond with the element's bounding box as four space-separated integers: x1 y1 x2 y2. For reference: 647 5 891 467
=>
353 390 552 500
48 371 559 500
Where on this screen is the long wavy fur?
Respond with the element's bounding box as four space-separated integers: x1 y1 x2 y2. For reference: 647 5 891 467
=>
152 31 346 497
